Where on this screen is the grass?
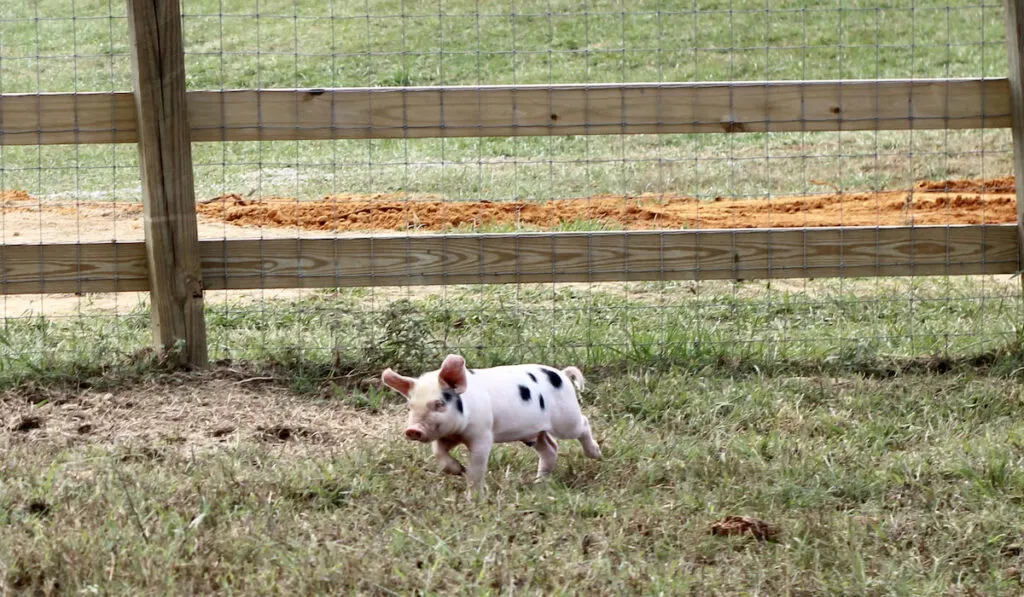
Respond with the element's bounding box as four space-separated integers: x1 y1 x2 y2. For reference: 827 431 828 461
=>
5 374 1024 594
0 0 1014 205
2 278 1024 594
1 1 1024 593
0 277 1020 391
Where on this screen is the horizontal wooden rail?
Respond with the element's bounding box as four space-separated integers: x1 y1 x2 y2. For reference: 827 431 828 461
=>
0 242 150 294
0 225 1016 294
0 79 1012 146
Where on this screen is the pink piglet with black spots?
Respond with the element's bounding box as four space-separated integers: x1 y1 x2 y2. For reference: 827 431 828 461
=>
381 354 602 496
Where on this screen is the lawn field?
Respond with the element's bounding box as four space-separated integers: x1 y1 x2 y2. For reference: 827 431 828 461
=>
3 278 1024 594
0 0 1013 204
2 1 1024 595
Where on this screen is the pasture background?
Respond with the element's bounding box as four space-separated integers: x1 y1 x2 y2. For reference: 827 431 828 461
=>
3 0 1024 594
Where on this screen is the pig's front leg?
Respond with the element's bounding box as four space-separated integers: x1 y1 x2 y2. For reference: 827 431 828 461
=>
464 435 494 497
432 437 465 475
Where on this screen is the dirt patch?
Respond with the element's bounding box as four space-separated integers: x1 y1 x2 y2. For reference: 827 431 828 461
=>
914 176 1016 193
10 415 43 433
256 424 320 443
708 515 781 542
0 190 36 205
196 176 1018 232
0 375 403 454
24 499 51 517
0 176 1017 243
0 177 1015 317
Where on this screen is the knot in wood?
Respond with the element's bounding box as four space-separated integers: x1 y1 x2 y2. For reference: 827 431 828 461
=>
185 275 204 298
720 117 745 133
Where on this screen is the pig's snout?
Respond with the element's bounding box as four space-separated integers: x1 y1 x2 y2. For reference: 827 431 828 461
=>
405 427 426 442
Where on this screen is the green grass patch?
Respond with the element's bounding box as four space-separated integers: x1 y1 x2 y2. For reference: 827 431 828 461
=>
4 365 1024 593
1 276 1020 392
0 279 1023 593
0 1 1012 204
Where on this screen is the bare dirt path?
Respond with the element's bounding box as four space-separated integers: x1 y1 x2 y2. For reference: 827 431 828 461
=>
0 176 1015 316
196 176 1017 232
0 376 402 456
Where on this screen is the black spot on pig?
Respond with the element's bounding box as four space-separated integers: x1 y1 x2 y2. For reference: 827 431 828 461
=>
541 368 563 389
527 372 537 382
455 396 464 414
539 394 546 410
467 368 475 375
518 385 531 402
442 389 459 403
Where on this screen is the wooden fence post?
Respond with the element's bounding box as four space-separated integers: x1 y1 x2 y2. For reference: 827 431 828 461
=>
1004 0 1024 281
126 0 208 367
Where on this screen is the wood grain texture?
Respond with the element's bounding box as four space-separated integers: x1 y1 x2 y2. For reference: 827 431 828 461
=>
127 0 208 366
187 79 1011 141
0 92 137 146
0 242 149 294
196 225 1019 290
1004 0 1024 278
0 79 1011 146
0 226 1015 295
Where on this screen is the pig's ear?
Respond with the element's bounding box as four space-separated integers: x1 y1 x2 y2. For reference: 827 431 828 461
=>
438 354 468 394
381 368 415 399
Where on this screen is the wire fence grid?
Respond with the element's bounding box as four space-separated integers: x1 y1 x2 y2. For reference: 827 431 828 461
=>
0 0 1019 381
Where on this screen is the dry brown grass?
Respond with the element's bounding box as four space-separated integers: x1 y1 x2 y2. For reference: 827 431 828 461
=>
1 373 403 457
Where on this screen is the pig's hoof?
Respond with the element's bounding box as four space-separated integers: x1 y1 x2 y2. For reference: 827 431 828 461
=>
443 463 466 475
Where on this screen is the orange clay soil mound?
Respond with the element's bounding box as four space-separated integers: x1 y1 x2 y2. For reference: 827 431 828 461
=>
0 190 144 215
196 176 1018 232
0 190 35 205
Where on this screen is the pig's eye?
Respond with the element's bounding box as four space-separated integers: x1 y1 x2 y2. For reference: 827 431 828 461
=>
431 399 446 412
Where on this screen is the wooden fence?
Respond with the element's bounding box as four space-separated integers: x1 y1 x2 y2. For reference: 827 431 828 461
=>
1 0 1023 367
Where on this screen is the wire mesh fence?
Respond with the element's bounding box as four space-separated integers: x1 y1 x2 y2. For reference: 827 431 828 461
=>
0 0 1019 383
0 1 148 379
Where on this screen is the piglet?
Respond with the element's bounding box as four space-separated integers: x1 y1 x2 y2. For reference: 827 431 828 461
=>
381 354 602 494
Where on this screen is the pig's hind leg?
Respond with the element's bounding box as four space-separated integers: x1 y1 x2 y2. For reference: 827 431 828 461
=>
533 432 559 481
433 438 465 475
575 416 603 459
